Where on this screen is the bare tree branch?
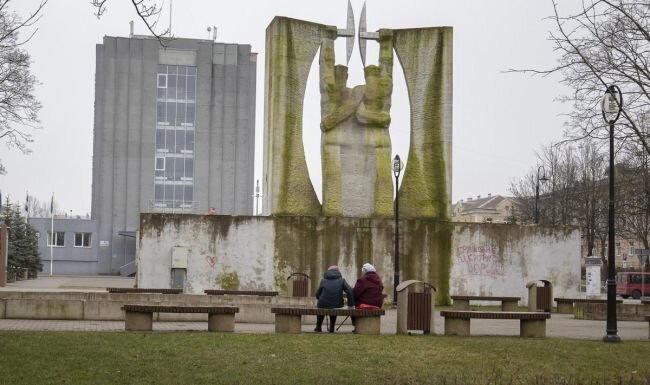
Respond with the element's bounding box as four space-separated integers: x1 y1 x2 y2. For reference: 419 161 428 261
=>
90 0 171 46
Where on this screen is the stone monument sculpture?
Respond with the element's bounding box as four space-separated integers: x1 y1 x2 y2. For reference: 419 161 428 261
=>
320 29 394 217
263 2 452 222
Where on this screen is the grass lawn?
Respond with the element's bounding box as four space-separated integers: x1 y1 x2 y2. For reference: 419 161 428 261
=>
0 331 648 385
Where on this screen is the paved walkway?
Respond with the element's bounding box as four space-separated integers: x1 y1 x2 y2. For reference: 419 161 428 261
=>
1 276 648 340
0 275 134 291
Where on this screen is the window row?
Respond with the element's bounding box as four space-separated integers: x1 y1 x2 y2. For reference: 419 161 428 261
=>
158 65 196 76
155 129 195 154
157 77 196 101
154 184 194 202
156 101 196 126
154 156 194 180
45 232 92 248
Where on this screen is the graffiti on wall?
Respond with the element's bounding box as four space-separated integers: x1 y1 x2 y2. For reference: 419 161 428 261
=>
455 245 504 277
205 256 217 268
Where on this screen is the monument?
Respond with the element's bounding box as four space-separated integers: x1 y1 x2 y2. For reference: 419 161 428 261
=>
263 2 453 221
136 3 580 305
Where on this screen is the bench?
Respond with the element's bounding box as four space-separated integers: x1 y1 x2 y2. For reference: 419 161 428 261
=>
270 307 385 335
554 298 623 314
440 311 550 337
107 288 183 294
204 289 278 296
451 295 520 311
122 305 239 332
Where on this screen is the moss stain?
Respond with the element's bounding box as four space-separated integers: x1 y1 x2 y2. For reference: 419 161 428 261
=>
217 270 240 291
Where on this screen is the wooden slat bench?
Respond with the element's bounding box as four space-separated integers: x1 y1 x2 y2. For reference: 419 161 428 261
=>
440 310 551 337
122 305 239 332
554 298 623 314
204 289 278 296
451 295 521 311
270 307 385 335
107 288 183 294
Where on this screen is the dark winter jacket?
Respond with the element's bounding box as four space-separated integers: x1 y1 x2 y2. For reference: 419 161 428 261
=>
353 272 384 308
315 270 355 309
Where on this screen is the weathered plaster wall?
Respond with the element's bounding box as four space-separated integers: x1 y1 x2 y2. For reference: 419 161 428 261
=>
138 214 580 304
451 223 580 301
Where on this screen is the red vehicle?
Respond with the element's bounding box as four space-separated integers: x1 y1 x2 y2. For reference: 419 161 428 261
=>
616 272 650 299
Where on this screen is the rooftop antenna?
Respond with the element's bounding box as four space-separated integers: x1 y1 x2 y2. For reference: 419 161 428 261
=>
207 26 212 40
212 26 217 41
129 20 134 37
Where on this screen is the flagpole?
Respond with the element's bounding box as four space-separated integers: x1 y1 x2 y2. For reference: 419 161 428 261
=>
50 194 54 277
25 192 29 224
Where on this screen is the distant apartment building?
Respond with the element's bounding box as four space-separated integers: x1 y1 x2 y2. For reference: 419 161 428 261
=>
92 34 257 275
452 194 519 224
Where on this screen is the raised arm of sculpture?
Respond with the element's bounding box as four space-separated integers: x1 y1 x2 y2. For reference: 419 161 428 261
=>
356 29 392 128
320 37 364 132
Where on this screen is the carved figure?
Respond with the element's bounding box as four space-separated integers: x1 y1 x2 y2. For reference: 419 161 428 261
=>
319 29 394 217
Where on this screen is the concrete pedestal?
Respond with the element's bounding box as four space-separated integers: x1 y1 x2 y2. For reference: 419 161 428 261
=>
274 314 301 333
557 302 574 314
520 319 546 338
208 313 235 332
444 318 470 336
125 311 153 331
502 301 518 311
354 316 380 335
452 299 469 310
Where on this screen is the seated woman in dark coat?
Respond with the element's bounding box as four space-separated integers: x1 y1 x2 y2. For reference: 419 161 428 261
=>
353 263 384 309
351 263 384 330
314 265 355 333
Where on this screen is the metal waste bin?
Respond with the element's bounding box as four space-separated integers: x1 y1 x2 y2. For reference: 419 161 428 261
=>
396 280 436 334
287 273 310 297
526 280 553 312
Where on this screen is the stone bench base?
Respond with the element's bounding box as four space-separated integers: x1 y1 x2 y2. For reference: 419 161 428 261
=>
554 298 623 314
440 311 551 338
123 305 238 332
271 307 384 335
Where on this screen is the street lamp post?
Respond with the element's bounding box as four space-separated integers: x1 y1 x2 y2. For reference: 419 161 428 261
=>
254 179 261 216
393 154 403 307
535 166 549 224
601 84 623 343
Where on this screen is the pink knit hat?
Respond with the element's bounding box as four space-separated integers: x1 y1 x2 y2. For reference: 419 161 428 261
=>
327 265 339 271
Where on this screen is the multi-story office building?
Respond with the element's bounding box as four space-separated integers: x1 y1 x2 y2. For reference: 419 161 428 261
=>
92 33 257 275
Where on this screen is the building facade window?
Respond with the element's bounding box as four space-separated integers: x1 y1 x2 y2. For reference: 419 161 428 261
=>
47 231 65 247
154 64 196 211
74 232 92 248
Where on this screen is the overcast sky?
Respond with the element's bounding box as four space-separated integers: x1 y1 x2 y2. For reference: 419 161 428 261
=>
2 0 575 216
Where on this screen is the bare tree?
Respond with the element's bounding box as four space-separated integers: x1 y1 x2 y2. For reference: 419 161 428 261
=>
514 1 650 156
91 0 170 44
0 0 47 174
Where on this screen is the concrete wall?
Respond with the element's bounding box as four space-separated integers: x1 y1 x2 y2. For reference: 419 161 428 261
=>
0 291 313 323
92 36 257 275
137 214 580 304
